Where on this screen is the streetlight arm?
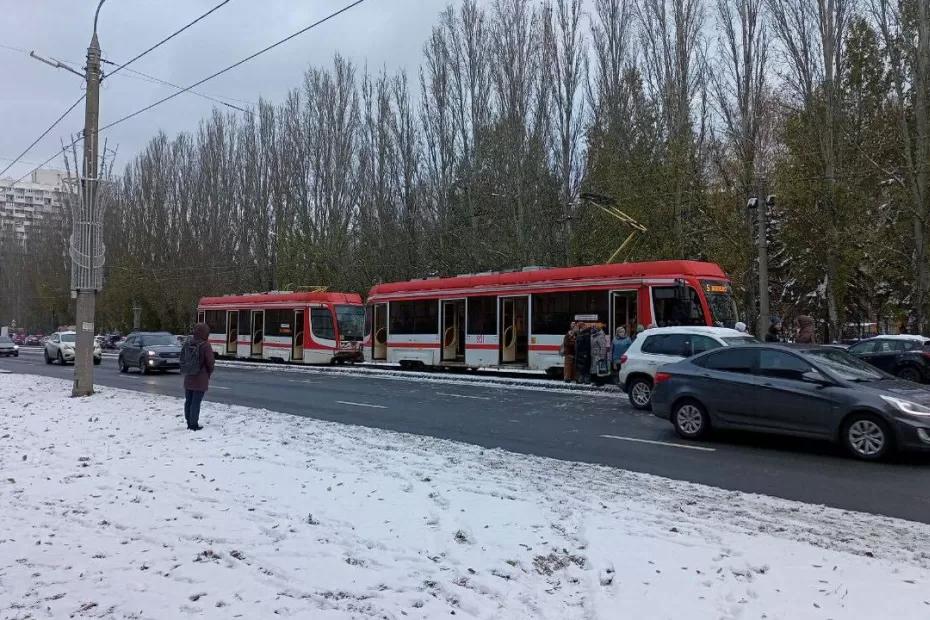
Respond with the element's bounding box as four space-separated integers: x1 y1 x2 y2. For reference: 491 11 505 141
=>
93 0 107 35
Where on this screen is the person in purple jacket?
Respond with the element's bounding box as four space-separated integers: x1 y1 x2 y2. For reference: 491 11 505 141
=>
182 322 215 431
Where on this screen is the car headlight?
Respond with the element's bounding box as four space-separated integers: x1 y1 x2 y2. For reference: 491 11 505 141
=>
147 350 157 356
881 395 930 416
13 345 18 350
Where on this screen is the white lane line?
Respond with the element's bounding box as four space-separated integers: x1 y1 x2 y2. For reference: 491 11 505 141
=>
435 392 491 400
0 369 10 374
599 434 717 452
336 400 387 409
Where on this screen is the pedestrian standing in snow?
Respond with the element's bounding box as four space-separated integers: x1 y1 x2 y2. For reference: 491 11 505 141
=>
796 315 815 344
611 327 631 372
765 318 782 342
574 323 592 384
590 325 611 384
561 323 577 383
180 322 215 431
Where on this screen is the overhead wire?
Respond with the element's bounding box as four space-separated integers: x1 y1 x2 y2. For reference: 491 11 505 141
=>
15 0 371 184
1 0 234 181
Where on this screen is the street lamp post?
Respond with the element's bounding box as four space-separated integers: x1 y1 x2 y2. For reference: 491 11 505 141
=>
72 1 106 397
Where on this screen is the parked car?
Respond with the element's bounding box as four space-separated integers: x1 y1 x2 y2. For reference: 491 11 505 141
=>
44 331 102 365
618 326 758 410
118 331 182 374
0 336 19 357
652 344 930 460
24 335 42 346
847 335 930 383
11 334 25 346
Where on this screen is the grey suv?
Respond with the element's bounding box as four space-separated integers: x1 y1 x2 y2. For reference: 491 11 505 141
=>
118 332 182 374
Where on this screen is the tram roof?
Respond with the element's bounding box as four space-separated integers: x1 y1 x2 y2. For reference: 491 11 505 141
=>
198 291 362 308
368 260 727 298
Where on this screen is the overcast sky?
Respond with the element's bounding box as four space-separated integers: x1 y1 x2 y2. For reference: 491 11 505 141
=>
0 0 461 181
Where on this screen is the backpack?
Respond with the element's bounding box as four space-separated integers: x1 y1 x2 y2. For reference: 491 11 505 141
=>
180 338 203 376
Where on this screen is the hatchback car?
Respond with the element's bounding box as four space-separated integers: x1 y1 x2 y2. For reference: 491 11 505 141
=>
118 332 183 374
44 331 102 365
652 344 930 460
0 336 19 357
618 326 757 410
846 335 930 383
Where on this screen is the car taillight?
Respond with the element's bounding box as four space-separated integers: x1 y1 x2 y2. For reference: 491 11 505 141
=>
654 371 672 384
620 354 628 365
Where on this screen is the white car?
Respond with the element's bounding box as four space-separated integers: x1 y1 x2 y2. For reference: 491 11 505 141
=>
619 326 756 410
44 331 102 366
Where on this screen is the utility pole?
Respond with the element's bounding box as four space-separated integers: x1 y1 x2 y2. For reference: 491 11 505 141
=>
72 5 105 397
747 195 772 337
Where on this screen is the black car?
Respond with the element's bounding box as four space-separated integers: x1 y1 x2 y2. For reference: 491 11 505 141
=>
651 344 930 460
846 336 930 383
118 331 183 374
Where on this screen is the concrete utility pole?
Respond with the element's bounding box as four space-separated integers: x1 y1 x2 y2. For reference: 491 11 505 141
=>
72 4 105 397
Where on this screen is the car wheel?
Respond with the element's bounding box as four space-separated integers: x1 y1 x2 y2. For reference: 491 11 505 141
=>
896 366 921 383
672 399 710 440
57 351 65 365
628 377 653 410
44 349 52 364
842 413 892 461
139 359 149 375
93 358 101 366
118 356 128 373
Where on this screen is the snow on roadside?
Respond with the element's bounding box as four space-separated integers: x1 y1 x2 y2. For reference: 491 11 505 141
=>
1 374 928 619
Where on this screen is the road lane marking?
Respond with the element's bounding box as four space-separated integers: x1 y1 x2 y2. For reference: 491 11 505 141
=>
336 400 387 409
435 392 491 400
212 386 231 390
599 434 717 452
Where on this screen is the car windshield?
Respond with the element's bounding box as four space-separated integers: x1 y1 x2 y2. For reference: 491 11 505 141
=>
0 336 11 344
723 336 759 345
60 333 76 343
335 305 365 341
142 334 176 346
701 280 739 328
804 348 885 382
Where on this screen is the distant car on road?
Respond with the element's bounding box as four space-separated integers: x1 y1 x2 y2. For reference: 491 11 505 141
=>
44 331 102 365
846 335 930 383
0 336 19 357
24 335 42 346
118 331 182 374
652 344 930 460
618 326 758 410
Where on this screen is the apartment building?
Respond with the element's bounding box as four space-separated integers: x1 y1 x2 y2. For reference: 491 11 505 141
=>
0 169 68 246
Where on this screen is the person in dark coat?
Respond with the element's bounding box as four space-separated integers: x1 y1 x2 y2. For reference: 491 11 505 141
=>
574 324 592 384
795 315 815 344
183 322 215 431
765 318 782 343
561 323 577 383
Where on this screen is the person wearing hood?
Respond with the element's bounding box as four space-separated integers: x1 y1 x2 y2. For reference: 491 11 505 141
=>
765 318 782 343
734 321 747 334
612 327 632 372
182 322 215 431
796 315 815 344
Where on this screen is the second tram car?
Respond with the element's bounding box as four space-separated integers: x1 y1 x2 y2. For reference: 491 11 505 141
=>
364 260 738 373
197 291 365 364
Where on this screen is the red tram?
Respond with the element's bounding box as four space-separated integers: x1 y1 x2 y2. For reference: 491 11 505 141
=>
197 291 365 364
364 260 738 373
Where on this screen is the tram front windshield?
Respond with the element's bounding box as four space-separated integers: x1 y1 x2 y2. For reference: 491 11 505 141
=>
701 280 739 328
335 305 365 342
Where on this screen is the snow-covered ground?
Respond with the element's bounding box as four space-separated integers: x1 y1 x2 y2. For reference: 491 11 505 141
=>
2 374 929 619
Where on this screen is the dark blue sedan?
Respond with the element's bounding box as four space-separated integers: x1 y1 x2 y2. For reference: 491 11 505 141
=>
651 344 930 460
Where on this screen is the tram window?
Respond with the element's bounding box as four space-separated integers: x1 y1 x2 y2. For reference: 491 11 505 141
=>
466 296 496 334
390 300 438 334
311 307 335 340
203 310 227 333
238 310 250 335
652 286 705 326
265 310 293 337
532 291 609 335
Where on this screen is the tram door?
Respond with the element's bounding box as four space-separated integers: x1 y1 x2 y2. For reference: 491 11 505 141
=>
372 304 387 360
610 290 638 337
251 310 264 357
500 296 529 364
293 309 304 362
441 300 466 362
226 311 238 356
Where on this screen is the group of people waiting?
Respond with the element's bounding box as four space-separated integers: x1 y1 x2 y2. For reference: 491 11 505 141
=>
560 322 647 384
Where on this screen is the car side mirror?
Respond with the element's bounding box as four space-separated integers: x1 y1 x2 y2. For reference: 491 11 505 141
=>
802 371 831 386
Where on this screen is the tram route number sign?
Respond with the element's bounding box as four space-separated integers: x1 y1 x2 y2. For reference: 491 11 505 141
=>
574 314 599 322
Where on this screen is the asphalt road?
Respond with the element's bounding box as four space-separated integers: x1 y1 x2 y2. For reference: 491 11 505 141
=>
3 348 930 524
